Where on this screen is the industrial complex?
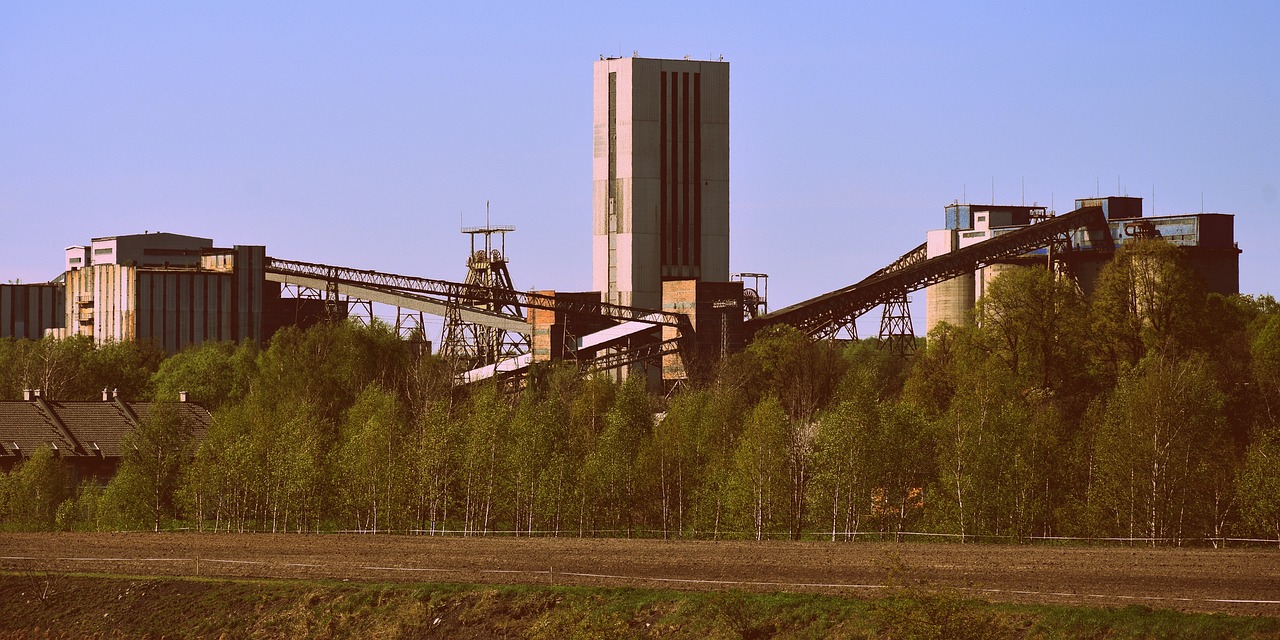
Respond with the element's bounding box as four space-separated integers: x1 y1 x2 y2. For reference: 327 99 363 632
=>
0 55 1243 388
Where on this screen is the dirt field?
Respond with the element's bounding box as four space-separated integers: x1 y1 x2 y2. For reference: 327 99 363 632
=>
2 532 1278 616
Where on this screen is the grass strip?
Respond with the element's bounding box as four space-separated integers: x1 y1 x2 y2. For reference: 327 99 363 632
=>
2 571 1277 639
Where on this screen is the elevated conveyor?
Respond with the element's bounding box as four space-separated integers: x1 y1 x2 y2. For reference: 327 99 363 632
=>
264 258 689 331
264 258 694 384
459 314 670 383
746 206 1110 339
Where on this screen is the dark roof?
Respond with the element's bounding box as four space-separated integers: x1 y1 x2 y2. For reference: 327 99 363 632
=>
0 399 211 459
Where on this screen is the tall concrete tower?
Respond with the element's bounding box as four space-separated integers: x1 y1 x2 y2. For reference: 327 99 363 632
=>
593 56 729 310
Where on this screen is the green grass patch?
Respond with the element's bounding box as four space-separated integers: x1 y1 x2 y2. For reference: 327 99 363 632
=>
1 572 1277 639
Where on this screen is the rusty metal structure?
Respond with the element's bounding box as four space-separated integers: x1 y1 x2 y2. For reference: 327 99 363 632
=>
2 201 1238 389
744 205 1112 341
439 213 528 375
257 204 1117 385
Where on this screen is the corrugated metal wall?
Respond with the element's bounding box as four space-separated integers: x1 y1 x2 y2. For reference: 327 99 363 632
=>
0 284 65 340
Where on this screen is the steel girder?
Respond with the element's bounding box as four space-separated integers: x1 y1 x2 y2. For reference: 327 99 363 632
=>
746 206 1109 339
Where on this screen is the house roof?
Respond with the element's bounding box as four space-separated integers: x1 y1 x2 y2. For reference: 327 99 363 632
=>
0 397 211 459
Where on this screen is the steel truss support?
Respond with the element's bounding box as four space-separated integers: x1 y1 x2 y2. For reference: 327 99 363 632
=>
745 206 1111 340
877 293 916 355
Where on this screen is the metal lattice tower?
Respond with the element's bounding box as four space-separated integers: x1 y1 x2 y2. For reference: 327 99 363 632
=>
877 293 915 355
439 203 530 375
732 272 769 321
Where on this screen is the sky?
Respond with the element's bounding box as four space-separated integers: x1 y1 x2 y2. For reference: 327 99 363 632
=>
2 2 1277 336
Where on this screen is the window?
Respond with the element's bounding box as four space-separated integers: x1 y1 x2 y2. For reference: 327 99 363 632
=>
94 248 113 255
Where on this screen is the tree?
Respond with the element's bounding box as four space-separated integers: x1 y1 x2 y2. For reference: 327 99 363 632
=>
729 395 790 540
743 326 845 425
460 383 512 534
102 402 194 531
977 265 1088 391
1091 353 1226 543
337 384 410 532
1238 426 1280 546
583 375 651 535
1090 239 1207 377
869 401 934 540
1 446 69 530
150 340 258 410
1252 314 1280 422
406 398 463 534
811 396 876 541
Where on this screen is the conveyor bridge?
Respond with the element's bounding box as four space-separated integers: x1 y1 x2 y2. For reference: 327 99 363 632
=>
264 205 1109 384
745 206 1110 339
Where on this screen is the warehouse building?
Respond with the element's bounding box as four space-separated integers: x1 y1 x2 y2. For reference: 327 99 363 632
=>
1 232 328 352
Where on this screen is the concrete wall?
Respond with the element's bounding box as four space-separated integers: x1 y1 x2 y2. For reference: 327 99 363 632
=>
661 279 743 380
593 57 729 310
0 284 64 340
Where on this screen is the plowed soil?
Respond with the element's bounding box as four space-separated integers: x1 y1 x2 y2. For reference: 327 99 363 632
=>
2 533 1278 615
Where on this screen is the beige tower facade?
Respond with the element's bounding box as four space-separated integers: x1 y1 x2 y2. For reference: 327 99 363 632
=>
593 56 730 309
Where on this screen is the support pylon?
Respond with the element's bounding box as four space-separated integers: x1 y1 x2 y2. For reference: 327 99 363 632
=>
878 293 916 355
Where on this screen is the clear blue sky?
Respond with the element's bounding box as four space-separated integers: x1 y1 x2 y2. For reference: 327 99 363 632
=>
3 2 1277 335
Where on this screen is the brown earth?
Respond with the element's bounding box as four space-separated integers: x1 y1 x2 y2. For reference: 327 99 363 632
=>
2 532 1278 616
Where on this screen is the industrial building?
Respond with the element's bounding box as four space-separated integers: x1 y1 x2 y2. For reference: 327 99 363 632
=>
923 196 1240 332
593 56 731 310
0 232 328 352
0 56 1250 389
0 282 63 341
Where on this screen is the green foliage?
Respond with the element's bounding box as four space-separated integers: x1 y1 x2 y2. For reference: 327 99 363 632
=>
743 325 846 424
1237 425 1280 543
4 274 1277 542
149 340 258 409
101 402 194 531
1090 353 1228 542
1 446 69 530
0 335 160 401
977 265 1089 392
337 384 410 532
728 395 790 540
1089 239 1208 378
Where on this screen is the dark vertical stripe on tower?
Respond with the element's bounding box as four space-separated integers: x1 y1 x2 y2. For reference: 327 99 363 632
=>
693 71 702 268
681 71 690 268
187 272 195 349
660 71 668 266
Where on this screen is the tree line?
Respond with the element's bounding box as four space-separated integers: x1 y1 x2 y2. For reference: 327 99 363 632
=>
2 239 1279 544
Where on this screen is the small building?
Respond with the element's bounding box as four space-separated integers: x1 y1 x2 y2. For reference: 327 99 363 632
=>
0 389 211 484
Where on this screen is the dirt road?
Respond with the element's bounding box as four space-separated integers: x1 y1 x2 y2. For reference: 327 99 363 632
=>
2 533 1277 615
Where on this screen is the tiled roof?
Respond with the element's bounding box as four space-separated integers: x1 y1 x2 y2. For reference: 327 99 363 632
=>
0 399 211 460
0 403 75 456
